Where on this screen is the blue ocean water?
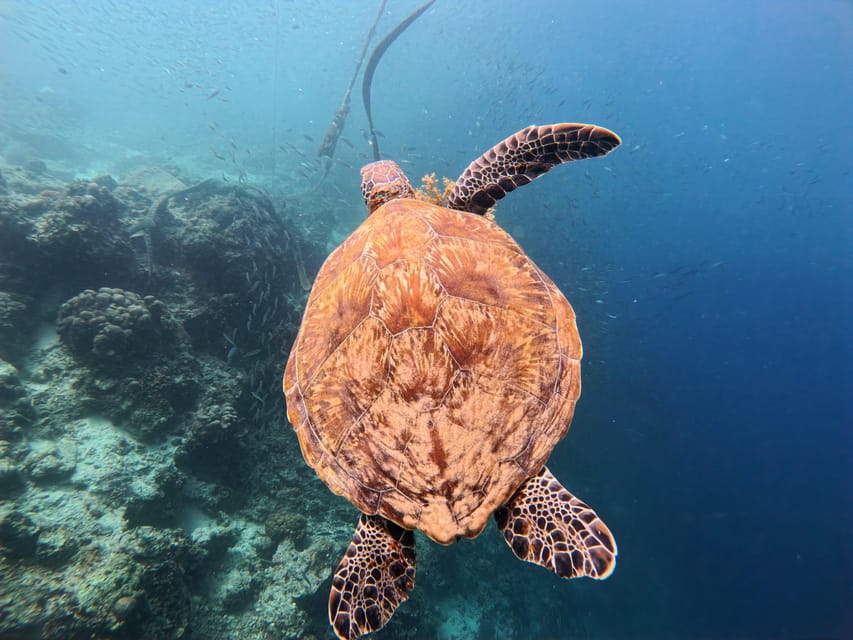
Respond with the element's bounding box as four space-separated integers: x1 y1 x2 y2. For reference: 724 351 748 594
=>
1 2 850 639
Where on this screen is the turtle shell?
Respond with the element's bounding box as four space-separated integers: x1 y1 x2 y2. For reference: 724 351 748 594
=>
283 198 582 545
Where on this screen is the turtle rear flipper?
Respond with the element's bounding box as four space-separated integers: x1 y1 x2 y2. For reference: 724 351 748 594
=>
495 466 617 579
329 514 417 640
445 123 621 215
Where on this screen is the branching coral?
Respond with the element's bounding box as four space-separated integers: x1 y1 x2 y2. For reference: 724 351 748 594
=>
414 173 455 206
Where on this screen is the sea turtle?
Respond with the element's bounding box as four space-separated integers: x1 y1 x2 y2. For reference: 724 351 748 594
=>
283 123 620 639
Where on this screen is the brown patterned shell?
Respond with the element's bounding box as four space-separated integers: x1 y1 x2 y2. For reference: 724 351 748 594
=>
283 198 581 545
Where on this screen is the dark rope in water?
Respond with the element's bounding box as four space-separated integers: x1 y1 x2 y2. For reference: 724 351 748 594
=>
362 0 436 161
316 0 387 167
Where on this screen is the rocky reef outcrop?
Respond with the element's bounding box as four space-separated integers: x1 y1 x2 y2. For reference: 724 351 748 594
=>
58 288 171 365
0 165 343 640
0 176 134 297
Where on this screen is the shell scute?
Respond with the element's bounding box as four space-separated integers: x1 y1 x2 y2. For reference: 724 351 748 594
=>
309 225 371 299
419 204 516 247
335 413 399 494
362 205 436 268
433 298 559 401
386 329 456 407
371 261 444 334
302 316 392 454
295 255 377 385
426 236 553 326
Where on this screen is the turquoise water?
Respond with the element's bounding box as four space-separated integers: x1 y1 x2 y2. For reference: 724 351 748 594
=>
1 2 851 639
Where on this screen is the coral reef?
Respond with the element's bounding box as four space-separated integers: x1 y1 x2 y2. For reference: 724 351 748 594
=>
51 287 199 441
57 288 170 366
0 164 333 640
0 510 40 558
0 291 31 363
0 357 36 441
0 175 134 297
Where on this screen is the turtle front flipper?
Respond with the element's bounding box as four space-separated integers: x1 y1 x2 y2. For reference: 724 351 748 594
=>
495 466 617 580
445 123 621 215
329 514 417 640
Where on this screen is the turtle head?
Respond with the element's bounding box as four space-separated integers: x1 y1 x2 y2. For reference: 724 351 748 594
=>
360 160 415 214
